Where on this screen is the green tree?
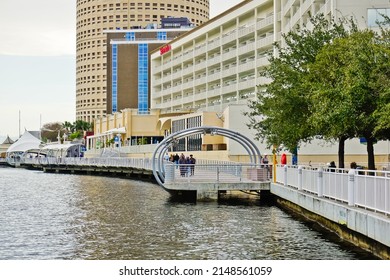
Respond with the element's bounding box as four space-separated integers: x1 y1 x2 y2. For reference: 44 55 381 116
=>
246 14 354 156
307 30 390 170
74 120 92 132
62 121 75 133
41 122 64 143
373 16 390 139
62 120 93 140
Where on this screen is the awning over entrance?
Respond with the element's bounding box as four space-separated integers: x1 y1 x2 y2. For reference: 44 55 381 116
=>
157 117 171 131
102 127 126 135
85 127 126 150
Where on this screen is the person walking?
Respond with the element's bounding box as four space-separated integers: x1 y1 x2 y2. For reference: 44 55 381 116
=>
262 154 270 179
173 153 180 169
328 161 336 172
262 154 269 166
189 154 196 176
179 153 186 176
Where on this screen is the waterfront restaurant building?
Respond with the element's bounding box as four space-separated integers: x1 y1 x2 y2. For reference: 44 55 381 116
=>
90 0 390 166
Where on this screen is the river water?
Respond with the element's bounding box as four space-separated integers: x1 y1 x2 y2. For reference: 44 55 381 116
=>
0 166 376 260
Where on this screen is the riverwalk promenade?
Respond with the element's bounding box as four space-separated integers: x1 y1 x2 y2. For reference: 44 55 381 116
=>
15 156 390 259
273 165 390 259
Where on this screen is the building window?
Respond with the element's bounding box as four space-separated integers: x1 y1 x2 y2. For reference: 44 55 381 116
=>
368 8 390 27
172 119 186 151
186 116 202 151
125 31 135 41
138 44 149 114
157 31 167 40
112 44 118 113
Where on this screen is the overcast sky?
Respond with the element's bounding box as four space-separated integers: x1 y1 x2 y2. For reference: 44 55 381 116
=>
0 0 243 140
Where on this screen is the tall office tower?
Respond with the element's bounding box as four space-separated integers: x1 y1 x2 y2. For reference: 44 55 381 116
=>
76 0 210 123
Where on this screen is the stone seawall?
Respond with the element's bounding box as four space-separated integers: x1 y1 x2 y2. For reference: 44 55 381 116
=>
271 183 390 259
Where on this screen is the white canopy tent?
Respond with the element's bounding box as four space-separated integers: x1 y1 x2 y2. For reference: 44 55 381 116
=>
6 131 41 155
39 143 84 158
6 131 42 166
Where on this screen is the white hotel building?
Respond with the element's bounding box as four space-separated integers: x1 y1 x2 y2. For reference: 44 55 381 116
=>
150 0 390 165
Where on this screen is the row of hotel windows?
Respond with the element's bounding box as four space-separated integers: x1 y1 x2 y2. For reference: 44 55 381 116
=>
76 43 107 52
156 48 267 81
77 5 208 17
76 16 202 34
76 13 202 26
77 64 105 73
76 86 106 95
76 111 106 122
77 98 105 102
76 75 107 85
77 56 105 64
76 45 106 55
76 103 106 109
76 0 209 9
156 28 271 65
77 61 106 70
76 110 106 116
76 28 106 40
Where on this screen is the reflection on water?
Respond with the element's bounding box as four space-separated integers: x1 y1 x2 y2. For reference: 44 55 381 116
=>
0 167 376 260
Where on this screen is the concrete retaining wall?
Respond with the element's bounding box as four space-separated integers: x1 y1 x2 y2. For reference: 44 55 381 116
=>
271 183 390 259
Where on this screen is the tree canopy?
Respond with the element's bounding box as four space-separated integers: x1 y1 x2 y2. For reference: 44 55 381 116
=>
40 120 93 142
246 14 390 169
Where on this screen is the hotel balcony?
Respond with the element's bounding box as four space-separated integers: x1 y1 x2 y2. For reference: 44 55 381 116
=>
208 71 221 82
181 65 194 76
238 41 256 56
256 34 274 50
207 55 221 67
207 38 221 51
239 60 256 73
222 48 237 60
222 29 237 45
238 78 256 91
238 23 256 38
194 60 207 71
257 14 274 31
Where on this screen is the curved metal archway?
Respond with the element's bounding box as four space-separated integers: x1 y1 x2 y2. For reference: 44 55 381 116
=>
152 126 262 188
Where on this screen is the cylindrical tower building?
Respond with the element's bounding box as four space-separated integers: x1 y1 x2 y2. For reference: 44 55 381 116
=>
76 0 210 122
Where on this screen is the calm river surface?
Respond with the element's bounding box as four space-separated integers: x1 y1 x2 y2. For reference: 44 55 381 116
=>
0 167 376 260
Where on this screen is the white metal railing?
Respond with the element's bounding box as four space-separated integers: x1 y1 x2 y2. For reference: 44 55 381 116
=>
22 156 272 183
257 14 274 30
22 157 154 170
275 165 390 215
355 170 390 214
164 163 271 184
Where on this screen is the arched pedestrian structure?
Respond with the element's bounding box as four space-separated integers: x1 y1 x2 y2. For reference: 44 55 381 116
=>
152 126 262 190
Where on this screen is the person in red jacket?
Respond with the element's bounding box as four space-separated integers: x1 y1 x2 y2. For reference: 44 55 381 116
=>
281 153 287 165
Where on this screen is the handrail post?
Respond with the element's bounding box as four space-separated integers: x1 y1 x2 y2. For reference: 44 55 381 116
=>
317 167 323 197
298 165 303 191
165 163 175 183
284 165 288 186
348 169 355 206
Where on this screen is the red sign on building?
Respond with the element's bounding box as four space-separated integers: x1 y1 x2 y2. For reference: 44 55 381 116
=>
160 44 171 55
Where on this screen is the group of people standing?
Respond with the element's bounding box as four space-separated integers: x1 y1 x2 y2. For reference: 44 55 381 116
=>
165 153 196 177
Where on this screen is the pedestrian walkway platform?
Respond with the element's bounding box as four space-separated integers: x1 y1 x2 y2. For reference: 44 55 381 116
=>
162 163 271 200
